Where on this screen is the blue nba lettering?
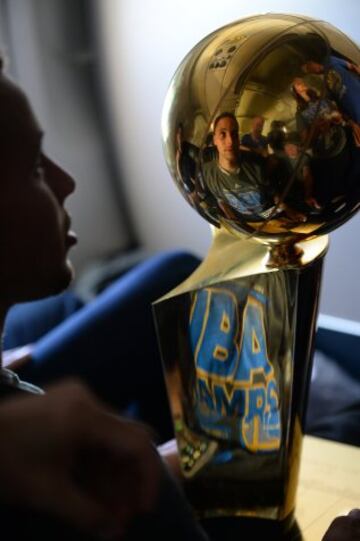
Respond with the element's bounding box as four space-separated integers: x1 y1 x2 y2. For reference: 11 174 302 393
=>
189 286 281 453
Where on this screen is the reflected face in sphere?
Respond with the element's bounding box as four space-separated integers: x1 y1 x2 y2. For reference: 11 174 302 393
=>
213 115 240 170
252 116 264 135
284 142 300 159
163 13 360 243
292 78 309 100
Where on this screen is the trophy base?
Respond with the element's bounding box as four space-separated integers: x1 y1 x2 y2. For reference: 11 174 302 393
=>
200 513 301 540
184 471 295 523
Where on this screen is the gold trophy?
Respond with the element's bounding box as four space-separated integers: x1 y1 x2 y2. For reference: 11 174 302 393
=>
153 13 360 536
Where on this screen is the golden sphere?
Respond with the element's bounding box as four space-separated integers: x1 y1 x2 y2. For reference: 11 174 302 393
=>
162 14 360 243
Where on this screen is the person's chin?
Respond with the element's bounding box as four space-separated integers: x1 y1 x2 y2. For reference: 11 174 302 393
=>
33 260 74 300
52 259 75 294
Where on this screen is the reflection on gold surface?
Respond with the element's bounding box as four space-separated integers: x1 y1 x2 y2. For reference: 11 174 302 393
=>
190 282 282 453
247 219 325 235
154 259 323 520
163 13 360 245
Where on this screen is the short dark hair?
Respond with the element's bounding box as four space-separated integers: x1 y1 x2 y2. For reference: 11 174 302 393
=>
267 128 286 152
285 131 301 146
213 112 238 131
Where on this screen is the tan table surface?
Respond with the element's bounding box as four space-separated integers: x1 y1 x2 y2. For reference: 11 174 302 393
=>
296 435 360 539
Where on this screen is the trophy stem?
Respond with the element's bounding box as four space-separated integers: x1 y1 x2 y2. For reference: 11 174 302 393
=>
153 232 328 523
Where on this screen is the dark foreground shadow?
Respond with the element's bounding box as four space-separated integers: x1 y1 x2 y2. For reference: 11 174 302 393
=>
200 515 303 540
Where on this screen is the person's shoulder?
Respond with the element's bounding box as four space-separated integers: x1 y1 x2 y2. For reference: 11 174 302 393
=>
182 141 199 158
241 133 252 144
329 55 347 69
299 151 311 167
202 159 217 173
259 134 268 146
240 150 264 166
202 159 220 184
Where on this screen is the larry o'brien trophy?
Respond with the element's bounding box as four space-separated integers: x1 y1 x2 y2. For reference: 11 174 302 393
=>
153 13 360 535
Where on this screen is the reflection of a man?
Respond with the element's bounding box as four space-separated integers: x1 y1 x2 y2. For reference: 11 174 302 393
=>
292 77 346 158
189 280 282 454
241 115 268 157
292 75 354 209
175 123 220 226
267 120 286 155
303 56 360 146
283 132 320 210
203 113 275 221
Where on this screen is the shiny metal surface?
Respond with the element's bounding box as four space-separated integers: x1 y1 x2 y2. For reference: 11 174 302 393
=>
162 13 360 245
154 13 360 526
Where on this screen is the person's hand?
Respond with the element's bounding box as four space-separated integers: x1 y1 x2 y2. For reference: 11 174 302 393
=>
348 62 360 76
0 380 161 538
306 196 322 210
322 509 360 540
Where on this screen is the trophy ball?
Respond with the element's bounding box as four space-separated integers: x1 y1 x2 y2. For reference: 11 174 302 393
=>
162 13 360 244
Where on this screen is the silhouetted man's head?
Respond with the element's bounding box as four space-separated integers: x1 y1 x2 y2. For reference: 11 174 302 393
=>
0 67 76 306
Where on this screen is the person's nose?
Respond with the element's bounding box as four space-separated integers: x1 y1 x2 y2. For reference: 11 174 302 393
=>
227 133 236 147
43 155 76 204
